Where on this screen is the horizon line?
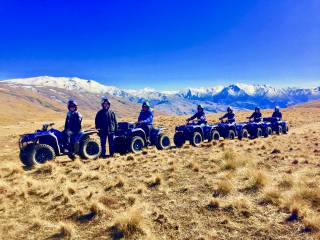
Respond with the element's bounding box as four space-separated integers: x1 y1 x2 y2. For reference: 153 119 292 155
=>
0 75 319 91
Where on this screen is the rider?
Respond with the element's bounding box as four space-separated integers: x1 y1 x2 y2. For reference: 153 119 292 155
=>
137 101 154 142
64 100 82 158
272 106 282 120
186 104 207 124
219 106 236 123
248 107 262 122
95 97 118 158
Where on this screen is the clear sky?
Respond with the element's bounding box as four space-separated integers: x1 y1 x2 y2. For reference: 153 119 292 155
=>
0 0 319 90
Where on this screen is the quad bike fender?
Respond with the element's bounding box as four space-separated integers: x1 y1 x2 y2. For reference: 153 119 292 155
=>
235 124 244 133
74 129 99 153
36 134 61 155
203 126 215 139
192 126 204 136
130 129 147 143
150 128 160 144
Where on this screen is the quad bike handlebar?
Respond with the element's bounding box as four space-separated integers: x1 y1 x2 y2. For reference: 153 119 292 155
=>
42 122 55 131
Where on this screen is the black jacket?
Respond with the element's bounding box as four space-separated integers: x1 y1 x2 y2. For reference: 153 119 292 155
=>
249 112 262 122
95 109 118 134
272 111 282 120
64 111 82 133
188 111 207 124
220 112 235 123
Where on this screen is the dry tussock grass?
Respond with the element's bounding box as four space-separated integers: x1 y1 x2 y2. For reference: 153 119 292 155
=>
0 104 320 239
110 207 148 239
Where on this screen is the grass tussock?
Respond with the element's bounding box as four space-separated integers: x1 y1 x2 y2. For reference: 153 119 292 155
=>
207 198 220 210
32 163 54 175
114 177 125 188
147 176 162 188
248 169 268 190
221 148 244 170
110 208 146 239
261 186 281 205
51 222 74 239
213 178 233 197
303 215 320 232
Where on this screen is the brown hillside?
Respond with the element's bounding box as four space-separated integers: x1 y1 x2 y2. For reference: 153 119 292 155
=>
0 83 142 125
0 101 319 239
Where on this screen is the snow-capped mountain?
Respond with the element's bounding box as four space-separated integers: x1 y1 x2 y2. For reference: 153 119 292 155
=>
2 76 320 115
3 76 124 95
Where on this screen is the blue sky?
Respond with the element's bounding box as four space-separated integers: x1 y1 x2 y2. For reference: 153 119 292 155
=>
0 0 319 90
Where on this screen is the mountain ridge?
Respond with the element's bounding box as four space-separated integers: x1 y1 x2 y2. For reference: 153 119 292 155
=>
2 76 320 114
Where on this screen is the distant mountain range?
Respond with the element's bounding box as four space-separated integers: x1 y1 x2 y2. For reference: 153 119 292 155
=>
2 76 320 115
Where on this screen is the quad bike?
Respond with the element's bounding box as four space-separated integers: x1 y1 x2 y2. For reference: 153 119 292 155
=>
239 120 272 139
173 121 220 148
113 122 171 154
263 117 289 135
213 120 247 140
19 123 101 167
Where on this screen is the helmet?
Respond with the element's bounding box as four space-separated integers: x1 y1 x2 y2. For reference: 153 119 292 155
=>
227 106 233 112
197 104 204 110
68 99 77 107
142 101 150 108
275 106 280 111
255 107 260 111
101 96 110 105
67 99 78 110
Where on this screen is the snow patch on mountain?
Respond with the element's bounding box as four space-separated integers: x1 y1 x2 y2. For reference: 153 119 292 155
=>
2 76 320 114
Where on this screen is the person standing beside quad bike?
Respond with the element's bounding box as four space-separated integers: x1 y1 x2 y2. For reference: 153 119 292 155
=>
64 100 82 159
95 97 118 158
186 104 207 124
136 101 154 143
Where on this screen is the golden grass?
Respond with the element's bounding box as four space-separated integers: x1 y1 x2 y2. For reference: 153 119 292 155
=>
1 103 320 239
110 208 147 239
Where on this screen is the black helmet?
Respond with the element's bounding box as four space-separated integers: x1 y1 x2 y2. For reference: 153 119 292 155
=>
197 104 204 110
68 99 77 110
101 96 110 105
227 106 233 112
255 107 260 111
142 101 150 108
275 106 280 111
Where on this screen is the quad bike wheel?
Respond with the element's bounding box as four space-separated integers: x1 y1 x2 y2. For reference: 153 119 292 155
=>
114 136 128 154
26 144 56 166
156 133 171 150
283 125 288 134
238 129 249 140
208 130 220 142
267 127 273 136
174 132 185 148
256 128 263 138
191 131 203 147
130 136 145 153
20 144 36 167
79 138 101 159
228 130 236 140
276 126 283 135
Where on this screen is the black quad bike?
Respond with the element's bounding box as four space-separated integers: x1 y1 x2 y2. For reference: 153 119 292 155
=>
213 120 248 140
173 121 220 148
19 123 101 167
263 117 289 135
113 122 171 154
